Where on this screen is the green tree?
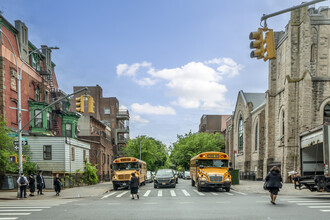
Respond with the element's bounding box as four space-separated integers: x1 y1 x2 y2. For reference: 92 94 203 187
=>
170 132 225 170
0 116 15 176
82 161 98 185
124 136 169 171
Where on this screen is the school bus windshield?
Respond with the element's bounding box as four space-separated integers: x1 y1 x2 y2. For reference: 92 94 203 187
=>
114 162 138 170
198 159 228 168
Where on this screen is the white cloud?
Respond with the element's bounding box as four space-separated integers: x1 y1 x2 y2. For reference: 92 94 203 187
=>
119 105 128 110
131 115 150 123
205 58 244 77
116 61 152 77
131 103 176 115
135 77 157 86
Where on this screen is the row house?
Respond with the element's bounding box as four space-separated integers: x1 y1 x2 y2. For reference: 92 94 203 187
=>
199 114 230 136
0 15 89 187
226 6 330 182
70 85 130 159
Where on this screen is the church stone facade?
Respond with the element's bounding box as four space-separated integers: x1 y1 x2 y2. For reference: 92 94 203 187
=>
226 6 330 182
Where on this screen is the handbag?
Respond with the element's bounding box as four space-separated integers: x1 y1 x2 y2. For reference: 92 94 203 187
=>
263 181 268 190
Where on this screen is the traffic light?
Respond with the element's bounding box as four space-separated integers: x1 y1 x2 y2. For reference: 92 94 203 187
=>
263 29 276 61
249 28 264 59
88 96 95 114
9 155 17 163
75 95 85 113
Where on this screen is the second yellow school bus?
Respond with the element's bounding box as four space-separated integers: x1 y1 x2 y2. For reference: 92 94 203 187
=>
190 152 232 192
111 157 147 190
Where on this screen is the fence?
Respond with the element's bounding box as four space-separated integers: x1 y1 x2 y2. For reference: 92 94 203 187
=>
239 171 257 181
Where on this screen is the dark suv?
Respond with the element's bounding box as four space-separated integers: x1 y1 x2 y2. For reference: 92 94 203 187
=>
154 169 176 188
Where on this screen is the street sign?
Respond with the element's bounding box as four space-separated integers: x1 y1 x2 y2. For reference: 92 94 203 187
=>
8 133 18 137
14 139 28 147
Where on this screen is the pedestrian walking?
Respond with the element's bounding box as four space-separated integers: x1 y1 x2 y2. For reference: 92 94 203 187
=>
265 166 283 205
17 172 29 198
130 173 139 200
28 173 35 196
53 173 62 196
37 170 45 195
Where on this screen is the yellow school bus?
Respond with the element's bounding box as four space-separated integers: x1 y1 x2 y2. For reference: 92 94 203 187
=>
111 157 147 190
190 152 232 192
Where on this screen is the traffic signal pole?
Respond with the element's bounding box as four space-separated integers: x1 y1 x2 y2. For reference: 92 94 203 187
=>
260 0 326 28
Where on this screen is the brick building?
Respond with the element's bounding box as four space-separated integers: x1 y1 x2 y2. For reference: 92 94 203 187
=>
226 6 330 181
199 114 231 135
77 115 112 180
70 85 129 158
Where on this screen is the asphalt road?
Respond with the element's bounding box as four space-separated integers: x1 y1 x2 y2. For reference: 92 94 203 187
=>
1 179 330 220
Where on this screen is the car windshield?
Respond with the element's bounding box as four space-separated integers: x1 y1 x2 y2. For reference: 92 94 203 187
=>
113 162 138 171
156 169 173 176
198 159 228 168
184 171 190 176
147 171 152 177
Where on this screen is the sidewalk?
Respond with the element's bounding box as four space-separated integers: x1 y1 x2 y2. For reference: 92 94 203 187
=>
232 180 327 196
0 182 113 200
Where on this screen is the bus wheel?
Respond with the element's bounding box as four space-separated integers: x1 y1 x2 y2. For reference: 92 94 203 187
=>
113 184 118 190
225 187 230 192
191 179 195 187
197 180 202 192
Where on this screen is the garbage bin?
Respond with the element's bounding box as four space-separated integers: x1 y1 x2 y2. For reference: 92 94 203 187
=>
230 169 240 185
1 176 14 190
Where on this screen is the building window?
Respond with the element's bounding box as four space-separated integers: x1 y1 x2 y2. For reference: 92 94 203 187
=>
34 109 43 128
72 147 75 161
103 153 106 165
47 112 51 130
107 155 109 165
83 150 86 162
10 70 17 91
104 108 110 114
281 111 285 143
43 145 52 160
324 104 330 123
255 122 258 151
65 123 72 137
238 116 243 153
45 90 49 103
35 87 40 102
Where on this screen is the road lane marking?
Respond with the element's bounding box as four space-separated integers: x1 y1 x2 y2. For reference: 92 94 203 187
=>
107 203 121 205
320 210 330 212
212 192 218 196
0 210 42 212
0 214 30 216
116 191 128 197
193 190 205 196
297 203 330 205
143 202 158 205
158 190 162 197
0 207 50 209
170 190 176 197
231 190 247 195
182 190 190 196
216 201 230 204
180 202 193 204
0 218 18 220
287 201 330 203
308 206 330 208
143 190 151 197
225 192 233 196
101 192 117 199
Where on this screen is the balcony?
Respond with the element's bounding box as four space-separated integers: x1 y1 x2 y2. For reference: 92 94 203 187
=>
117 136 128 144
116 110 129 120
115 126 129 134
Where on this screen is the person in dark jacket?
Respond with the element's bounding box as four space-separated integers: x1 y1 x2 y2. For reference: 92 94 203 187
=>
130 173 139 200
265 166 283 205
53 173 62 196
37 170 45 195
28 173 35 197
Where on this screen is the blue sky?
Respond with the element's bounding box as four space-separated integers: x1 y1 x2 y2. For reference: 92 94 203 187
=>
1 0 329 146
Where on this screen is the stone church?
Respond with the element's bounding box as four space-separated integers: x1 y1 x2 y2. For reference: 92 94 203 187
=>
225 6 330 182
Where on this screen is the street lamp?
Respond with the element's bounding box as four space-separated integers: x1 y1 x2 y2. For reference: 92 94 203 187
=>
0 28 59 175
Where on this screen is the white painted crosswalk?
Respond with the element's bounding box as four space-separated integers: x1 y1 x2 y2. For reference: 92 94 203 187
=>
102 188 247 199
281 197 330 213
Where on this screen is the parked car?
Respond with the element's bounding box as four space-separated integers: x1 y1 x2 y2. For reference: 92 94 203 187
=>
146 171 153 183
178 172 184 178
183 171 191 180
154 169 177 188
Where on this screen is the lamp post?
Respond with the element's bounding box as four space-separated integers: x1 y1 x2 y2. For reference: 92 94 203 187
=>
0 27 59 175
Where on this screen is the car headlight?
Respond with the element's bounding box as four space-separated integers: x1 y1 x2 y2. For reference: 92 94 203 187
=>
154 177 157 181
171 177 175 180
112 176 117 181
225 178 231 182
200 177 207 181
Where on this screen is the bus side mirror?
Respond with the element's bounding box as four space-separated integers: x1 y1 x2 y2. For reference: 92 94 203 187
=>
199 165 204 169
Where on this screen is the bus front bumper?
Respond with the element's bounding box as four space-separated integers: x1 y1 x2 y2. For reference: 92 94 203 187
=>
200 181 231 188
113 181 130 187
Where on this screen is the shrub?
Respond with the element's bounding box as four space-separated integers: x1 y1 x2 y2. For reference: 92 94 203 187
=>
82 161 98 185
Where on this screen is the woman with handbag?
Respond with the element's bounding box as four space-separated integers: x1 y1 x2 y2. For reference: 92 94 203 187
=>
265 166 283 205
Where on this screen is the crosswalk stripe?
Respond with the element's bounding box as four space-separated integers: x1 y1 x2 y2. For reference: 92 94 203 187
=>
297 203 330 206
193 190 205 196
182 190 190 196
225 192 233 196
287 201 330 203
0 218 18 220
212 192 218 196
143 190 151 197
320 210 330 212
0 210 42 212
308 206 330 208
116 191 128 197
170 190 176 197
158 190 162 197
0 213 30 216
231 190 247 195
101 192 117 199
0 207 50 209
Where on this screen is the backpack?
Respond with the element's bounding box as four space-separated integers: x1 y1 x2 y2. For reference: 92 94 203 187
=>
19 177 25 185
